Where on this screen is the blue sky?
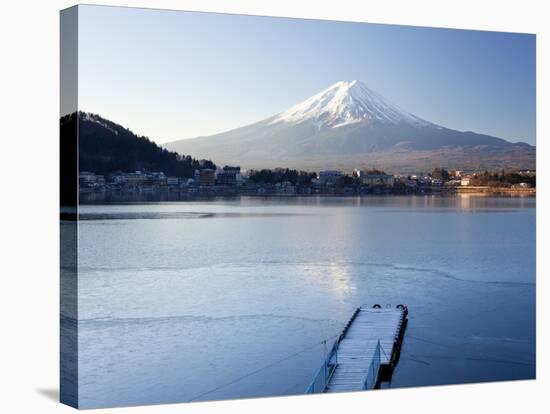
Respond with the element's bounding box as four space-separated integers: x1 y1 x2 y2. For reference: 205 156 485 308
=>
78 5 536 145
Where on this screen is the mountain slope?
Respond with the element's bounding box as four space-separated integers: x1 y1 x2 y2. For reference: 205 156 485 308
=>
62 112 216 176
165 80 535 172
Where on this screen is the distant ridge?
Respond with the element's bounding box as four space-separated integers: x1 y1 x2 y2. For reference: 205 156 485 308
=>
165 80 535 172
61 112 216 176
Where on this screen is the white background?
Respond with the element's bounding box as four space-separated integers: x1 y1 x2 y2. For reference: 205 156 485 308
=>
0 0 547 412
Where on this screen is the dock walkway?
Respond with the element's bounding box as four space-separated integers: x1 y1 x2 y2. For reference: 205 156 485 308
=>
306 305 408 394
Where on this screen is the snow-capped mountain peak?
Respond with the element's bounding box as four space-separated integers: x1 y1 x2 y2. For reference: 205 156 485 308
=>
269 80 431 129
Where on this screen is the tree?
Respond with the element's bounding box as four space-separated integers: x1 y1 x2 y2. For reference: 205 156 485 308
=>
431 168 449 181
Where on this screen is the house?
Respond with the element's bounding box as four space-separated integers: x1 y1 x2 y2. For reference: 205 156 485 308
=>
166 176 179 186
79 171 97 186
360 172 395 186
276 181 296 194
195 169 216 187
79 171 104 190
460 176 472 186
318 170 342 186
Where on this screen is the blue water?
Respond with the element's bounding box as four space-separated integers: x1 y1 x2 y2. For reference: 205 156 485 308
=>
73 195 535 408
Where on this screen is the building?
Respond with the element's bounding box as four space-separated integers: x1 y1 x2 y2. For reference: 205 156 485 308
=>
79 171 105 190
276 181 296 194
196 169 216 187
460 176 472 186
150 172 167 185
216 166 241 186
112 171 150 186
360 172 395 186
79 171 97 187
318 170 342 186
166 176 179 186
109 171 171 188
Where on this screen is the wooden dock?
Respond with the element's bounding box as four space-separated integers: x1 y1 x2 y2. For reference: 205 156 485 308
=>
306 305 408 394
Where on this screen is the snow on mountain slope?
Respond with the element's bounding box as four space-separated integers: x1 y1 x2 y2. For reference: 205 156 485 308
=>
269 80 431 129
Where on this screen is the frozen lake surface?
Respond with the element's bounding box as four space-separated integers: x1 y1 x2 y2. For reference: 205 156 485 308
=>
73 196 535 408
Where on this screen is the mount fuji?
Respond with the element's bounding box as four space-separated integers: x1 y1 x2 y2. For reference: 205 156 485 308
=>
165 80 535 172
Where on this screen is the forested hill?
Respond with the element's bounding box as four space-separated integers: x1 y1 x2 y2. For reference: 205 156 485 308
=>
60 112 216 177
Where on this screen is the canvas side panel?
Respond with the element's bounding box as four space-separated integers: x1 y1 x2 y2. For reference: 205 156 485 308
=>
60 5 79 408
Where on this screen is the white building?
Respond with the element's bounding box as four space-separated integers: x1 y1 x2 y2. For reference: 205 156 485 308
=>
461 176 472 186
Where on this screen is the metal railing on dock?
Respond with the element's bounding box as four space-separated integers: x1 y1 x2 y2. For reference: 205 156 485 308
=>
305 340 338 394
363 341 381 389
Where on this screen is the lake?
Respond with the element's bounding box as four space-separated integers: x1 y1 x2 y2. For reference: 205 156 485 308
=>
73 195 536 408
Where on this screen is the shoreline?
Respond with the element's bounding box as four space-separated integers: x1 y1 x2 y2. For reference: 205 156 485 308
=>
78 190 536 205
455 186 536 195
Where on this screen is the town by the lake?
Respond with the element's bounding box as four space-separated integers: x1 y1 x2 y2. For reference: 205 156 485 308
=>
79 166 536 197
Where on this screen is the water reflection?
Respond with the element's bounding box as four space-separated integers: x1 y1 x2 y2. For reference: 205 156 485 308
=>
323 263 356 299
